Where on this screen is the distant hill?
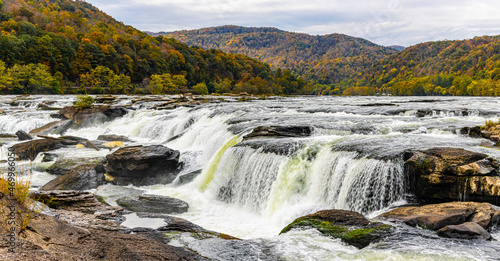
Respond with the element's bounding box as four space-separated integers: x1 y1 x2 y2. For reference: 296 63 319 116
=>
0 1 298 95
359 36 500 96
157 25 397 85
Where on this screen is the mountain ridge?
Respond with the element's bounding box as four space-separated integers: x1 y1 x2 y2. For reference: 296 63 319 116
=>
154 25 397 85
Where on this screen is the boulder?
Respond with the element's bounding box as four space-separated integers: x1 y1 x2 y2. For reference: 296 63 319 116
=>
0 192 207 260
41 164 106 191
59 106 128 128
116 194 189 214
243 126 313 140
97 134 131 142
12 139 63 160
29 120 73 136
437 222 492 240
280 209 392 249
104 145 181 186
46 157 105 176
15 130 33 140
404 147 500 203
378 202 500 231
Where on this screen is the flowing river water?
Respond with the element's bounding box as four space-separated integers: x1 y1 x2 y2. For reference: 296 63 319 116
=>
1 95 500 260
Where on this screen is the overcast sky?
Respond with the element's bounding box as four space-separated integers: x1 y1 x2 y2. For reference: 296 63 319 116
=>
85 0 500 47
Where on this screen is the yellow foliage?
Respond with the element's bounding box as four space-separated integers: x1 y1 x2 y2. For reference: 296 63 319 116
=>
103 141 124 148
75 144 85 148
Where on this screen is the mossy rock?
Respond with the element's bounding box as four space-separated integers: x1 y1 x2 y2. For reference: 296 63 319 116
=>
280 209 392 249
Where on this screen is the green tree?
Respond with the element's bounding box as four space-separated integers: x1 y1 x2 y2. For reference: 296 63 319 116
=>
192 82 208 95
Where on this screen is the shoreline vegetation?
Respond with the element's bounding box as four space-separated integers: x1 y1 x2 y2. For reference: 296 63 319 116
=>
1 1 500 96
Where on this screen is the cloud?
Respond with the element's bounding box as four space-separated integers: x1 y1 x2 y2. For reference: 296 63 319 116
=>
86 0 500 46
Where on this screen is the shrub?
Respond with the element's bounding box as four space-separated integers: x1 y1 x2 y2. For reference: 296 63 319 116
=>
74 95 95 109
192 82 209 95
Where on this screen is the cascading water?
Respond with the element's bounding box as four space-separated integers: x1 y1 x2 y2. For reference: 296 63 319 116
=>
198 139 405 217
2 95 500 260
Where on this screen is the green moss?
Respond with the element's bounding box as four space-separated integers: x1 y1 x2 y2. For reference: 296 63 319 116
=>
280 217 391 248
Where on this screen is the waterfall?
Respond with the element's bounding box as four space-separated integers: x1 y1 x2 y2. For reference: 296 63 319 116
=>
197 140 406 216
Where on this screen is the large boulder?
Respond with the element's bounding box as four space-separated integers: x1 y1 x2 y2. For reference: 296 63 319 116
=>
41 164 106 191
280 209 392 249
243 126 313 140
104 145 181 186
46 157 105 176
404 147 500 203
12 139 64 160
116 194 189 214
59 106 127 128
29 120 73 136
0 192 207 260
378 202 500 240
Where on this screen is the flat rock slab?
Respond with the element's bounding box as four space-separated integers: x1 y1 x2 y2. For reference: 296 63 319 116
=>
117 194 189 214
243 126 313 140
378 201 500 231
46 157 105 175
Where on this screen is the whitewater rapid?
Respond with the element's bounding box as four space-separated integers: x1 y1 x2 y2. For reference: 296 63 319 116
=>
1 95 500 260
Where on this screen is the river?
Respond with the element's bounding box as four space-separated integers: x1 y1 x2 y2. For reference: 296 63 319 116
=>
1 95 500 260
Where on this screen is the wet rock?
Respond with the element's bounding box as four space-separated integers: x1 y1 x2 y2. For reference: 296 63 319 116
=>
30 190 117 214
59 106 128 128
280 209 392 249
29 120 73 136
12 139 64 160
0 192 207 260
46 157 105 175
94 185 145 206
437 222 492 240
0 133 16 138
41 164 106 191
97 134 131 142
459 126 482 138
15 130 33 140
378 202 500 231
41 153 57 162
104 145 180 186
117 194 189 214
243 126 313 140
178 169 202 185
404 147 500 203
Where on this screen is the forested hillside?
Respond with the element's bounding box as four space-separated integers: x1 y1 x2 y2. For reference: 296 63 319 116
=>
158 26 396 85
0 0 311 95
355 36 500 96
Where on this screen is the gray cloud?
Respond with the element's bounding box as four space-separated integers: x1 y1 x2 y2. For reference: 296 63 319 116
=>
86 0 500 46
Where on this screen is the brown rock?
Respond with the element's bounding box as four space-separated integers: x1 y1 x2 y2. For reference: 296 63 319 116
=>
30 190 116 214
437 222 492 240
0 192 207 260
12 139 63 160
41 164 106 191
59 106 127 127
29 120 73 136
404 147 499 203
379 202 499 230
